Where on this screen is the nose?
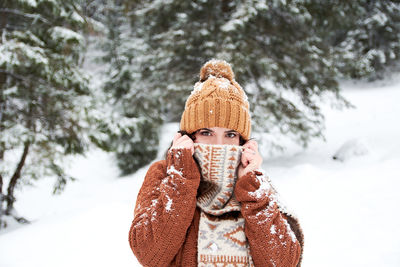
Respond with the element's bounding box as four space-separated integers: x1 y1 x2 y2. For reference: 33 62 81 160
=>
215 135 224 145
204 135 224 145
213 134 226 145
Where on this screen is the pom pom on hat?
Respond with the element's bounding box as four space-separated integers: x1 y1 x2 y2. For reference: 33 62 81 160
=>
200 59 235 82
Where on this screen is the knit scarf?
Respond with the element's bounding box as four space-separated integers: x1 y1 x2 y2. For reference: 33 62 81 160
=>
193 143 254 267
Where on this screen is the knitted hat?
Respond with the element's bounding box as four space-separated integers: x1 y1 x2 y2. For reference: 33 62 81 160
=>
180 59 251 140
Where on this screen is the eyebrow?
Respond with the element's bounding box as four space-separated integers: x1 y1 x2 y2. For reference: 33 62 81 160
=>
199 128 213 132
199 128 238 133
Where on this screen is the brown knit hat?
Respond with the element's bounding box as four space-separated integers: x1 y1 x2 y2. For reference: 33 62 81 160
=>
180 59 251 140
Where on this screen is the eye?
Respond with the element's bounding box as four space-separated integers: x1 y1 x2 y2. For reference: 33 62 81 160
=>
200 130 212 136
226 132 238 138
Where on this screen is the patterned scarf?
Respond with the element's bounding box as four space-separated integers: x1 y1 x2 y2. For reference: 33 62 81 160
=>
193 143 255 267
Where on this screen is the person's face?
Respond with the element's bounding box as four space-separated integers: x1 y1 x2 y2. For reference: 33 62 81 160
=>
193 127 240 145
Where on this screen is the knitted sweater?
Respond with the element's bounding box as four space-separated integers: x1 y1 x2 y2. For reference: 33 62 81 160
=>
128 148 304 267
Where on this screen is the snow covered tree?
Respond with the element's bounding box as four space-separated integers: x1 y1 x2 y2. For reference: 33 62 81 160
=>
78 0 400 176
338 0 400 80
95 0 162 175
307 0 400 80
0 0 97 228
125 0 351 150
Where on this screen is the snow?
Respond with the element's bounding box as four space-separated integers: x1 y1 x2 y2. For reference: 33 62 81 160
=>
332 138 369 162
191 81 204 96
221 19 242 32
1 78 400 266
0 39 48 66
215 78 230 89
51 26 84 45
248 170 271 199
19 0 38 7
166 165 183 176
282 218 297 243
165 195 173 212
270 224 276 234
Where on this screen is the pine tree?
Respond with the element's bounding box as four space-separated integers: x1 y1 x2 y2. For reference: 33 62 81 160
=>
82 0 400 176
127 0 351 150
338 0 400 80
0 0 96 228
95 0 162 175
307 0 400 80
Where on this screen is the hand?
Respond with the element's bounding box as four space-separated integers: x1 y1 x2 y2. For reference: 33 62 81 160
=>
238 140 262 178
171 132 195 155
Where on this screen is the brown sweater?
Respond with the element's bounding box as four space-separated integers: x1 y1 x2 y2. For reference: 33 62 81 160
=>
128 148 304 267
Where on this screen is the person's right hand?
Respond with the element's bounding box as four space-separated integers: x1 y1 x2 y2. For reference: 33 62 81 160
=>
171 132 195 155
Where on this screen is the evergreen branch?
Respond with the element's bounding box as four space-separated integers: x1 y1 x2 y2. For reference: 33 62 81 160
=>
0 8 51 25
0 69 30 85
2 24 26 32
0 69 70 92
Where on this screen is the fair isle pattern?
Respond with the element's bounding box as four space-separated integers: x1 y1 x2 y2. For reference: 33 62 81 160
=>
198 210 255 267
194 144 242 215
194 144 254 267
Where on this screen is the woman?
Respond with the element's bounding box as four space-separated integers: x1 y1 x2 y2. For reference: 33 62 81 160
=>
128 60 304 267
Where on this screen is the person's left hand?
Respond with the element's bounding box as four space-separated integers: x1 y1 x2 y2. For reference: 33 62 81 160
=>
238 140 263 178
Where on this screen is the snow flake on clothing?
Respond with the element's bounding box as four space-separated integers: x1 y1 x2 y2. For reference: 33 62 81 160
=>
248 170 272 199
215 78 231 90
283 217 297 243
134 197 160 227
165 194 173 212
167 165 183 177
134 166 184 227
245 169 299 245
250 169 298 219
168 148 186 155
253 194 278 225
191 81 204 95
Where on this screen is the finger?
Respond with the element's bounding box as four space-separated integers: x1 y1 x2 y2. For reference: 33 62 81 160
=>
248 140 258 147
243 144 257 155
243 147 256 156
244 153 256 161
242 142 251 149
241 152 249 167
177 137 194 149
238 165 245 178
245 139 258 149
174 135 190 146
173 132 182 144
180 139 194 148
246 141 258 152
180 135 194 145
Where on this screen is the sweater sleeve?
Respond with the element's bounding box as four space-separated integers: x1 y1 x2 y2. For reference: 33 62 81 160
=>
235 170 303 267
128 148 201 267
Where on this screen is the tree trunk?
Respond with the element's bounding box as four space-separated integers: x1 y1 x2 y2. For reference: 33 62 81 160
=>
5 141 30 215
0 173 3 200
0 173 4 229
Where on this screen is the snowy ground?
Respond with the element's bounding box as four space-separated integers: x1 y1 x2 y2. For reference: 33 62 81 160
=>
1 78 400 267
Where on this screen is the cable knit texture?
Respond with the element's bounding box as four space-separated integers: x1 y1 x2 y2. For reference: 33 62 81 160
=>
129 148 304 266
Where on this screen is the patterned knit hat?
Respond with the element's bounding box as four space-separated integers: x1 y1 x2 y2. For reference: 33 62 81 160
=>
180 59 251 140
